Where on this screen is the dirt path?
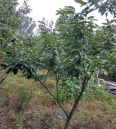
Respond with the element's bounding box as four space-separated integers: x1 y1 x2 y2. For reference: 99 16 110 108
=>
100 79 116 95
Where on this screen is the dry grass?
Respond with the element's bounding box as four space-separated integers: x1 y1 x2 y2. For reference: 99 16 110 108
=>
0 74 116 129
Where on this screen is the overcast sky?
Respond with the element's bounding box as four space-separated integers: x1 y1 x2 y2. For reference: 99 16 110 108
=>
18 0 112 24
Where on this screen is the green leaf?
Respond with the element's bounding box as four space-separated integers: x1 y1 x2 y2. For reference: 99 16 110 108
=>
74 0 87 5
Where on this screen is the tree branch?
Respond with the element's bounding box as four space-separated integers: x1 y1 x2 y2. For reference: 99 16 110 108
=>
36 76 68 117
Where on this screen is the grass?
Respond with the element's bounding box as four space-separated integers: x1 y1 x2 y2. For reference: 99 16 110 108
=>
0 73 116 129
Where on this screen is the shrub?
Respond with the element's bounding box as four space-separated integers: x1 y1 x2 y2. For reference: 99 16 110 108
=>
58 78 81 102
85 80 99 95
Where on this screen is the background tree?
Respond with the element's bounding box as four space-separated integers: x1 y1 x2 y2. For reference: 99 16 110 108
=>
0 0 36 84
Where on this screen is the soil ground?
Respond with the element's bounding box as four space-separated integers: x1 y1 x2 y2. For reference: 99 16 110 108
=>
0 74 116 129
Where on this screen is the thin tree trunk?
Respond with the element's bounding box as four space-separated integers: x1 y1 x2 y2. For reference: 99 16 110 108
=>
0 75 7 86
54 73 58 97
64 116 72 129
54 79 57 96
64 89 84 129
64 77 87 129
0 69 8 86
55 73 69 117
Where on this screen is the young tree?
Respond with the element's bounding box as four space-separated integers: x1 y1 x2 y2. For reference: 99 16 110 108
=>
34 3 115 128
1 1 115 129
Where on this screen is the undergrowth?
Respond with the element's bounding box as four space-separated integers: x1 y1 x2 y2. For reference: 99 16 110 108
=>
0 74 116 129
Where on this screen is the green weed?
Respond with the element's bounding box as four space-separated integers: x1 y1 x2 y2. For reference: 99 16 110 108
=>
17 87 33 111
